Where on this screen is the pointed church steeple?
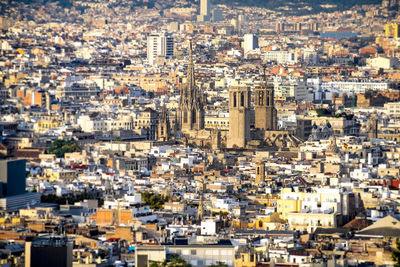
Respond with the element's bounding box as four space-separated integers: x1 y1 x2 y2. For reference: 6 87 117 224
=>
157 103 171 142
178 40 205 133
187 41 195 95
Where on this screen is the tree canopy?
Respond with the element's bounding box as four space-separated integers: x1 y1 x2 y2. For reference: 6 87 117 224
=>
269 212 286 224
392 239 400 267
209 262 229 267
47 139 81 157
141 192 171 210
315 108 332 117
149 257 191 267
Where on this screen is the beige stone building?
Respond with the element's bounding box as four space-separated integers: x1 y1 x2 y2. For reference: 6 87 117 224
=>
227 86 251 148
254 81 277 130
287 211 338 232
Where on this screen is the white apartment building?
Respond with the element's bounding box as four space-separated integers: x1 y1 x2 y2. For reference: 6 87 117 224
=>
243 34 258 54
212 197 239 211
77 114 134 132
303 48 319 65
264 50 296 65
273 76 309 101
368 56 399 69
321 80 389 95
384 102 400 116
279 187 361 232
77 109 158 139
147 32 174 65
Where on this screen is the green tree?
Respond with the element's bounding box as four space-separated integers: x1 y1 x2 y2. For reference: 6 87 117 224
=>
269 212 286 224
113 136 122 141
169 257 191 267
392 239 400 267
47 139 81 157
315 108 331 117
149 257 191 267
209 262 228 267
141 192 170 210
149 260 167 267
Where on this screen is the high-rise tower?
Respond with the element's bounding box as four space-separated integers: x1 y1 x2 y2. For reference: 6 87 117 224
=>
178 42 205 133
200 0 211 17
147 32 174 65
197 0 211 22
228 86 251 148
255 72 277 131
243 34 258 54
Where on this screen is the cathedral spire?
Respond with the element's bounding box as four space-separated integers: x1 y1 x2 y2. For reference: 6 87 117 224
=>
178 40 205 132
187 41 196 97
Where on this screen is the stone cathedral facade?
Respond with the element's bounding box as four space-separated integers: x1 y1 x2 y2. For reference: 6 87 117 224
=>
178 42 205 133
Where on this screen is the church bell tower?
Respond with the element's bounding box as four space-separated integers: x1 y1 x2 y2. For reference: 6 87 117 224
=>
254 70 277 130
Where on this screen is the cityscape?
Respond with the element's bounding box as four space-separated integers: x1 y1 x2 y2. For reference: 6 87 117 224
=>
1 0 400 266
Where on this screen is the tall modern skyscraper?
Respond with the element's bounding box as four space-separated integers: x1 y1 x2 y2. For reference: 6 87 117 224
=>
212 8 223 22
25 236 73 267
200 0 211 17
147 32 174 65
0 159 26 197
243 34 258 54
0 159 40 211
198 0 211 22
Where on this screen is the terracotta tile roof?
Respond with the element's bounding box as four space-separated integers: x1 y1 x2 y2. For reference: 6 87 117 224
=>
343 218 371 231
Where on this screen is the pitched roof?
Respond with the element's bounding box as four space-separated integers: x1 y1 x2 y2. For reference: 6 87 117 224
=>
356 215 400 237
343 218 371 231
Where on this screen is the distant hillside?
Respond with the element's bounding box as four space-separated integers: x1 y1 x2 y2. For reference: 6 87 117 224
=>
14 0 383 13
217 0 382 13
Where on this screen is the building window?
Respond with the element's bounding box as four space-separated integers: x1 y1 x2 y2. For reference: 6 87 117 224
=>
184 112 188 123
259 91 264 105
233 92 237 107
192 110 196 123
240 92 245 107
191 249 196 255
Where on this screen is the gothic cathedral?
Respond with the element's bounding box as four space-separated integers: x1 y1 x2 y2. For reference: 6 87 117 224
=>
178 42 205 133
